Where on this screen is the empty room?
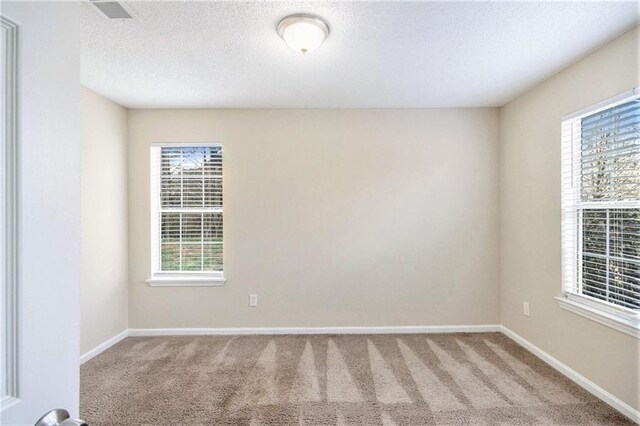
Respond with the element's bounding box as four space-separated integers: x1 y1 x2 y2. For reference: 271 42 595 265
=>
1 1 639 425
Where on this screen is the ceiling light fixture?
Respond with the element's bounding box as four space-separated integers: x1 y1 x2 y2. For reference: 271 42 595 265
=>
277 14 329 55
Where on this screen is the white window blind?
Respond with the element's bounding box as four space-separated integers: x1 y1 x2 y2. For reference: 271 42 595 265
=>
562 91 639 315
150 144 223 280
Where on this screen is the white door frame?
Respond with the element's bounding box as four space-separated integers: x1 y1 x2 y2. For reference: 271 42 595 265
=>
0 2 81 424
1 13 19 412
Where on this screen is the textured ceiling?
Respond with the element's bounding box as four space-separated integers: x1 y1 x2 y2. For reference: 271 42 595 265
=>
81 1 639 109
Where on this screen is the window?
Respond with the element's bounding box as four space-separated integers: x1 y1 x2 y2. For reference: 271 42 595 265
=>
148 143 224 285
560 89 639 337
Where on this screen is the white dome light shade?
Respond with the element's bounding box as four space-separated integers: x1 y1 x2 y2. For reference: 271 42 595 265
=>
277 14 329 55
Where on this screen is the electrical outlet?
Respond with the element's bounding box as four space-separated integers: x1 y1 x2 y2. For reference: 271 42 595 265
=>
523 301 530 317
249 294 258 307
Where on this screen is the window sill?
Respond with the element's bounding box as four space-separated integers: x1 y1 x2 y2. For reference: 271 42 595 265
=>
556 294 639 339
146 276 226 287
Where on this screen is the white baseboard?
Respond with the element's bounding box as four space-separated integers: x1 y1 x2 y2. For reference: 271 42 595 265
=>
501 326 640 424
127 324 501 336
80 324 639 423
82 325 500 363
80 329 129 364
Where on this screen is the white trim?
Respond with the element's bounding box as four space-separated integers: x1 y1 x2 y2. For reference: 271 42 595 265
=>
79 325 501 363
0 395 20 411
128 325 502 336
80 329 129 364
501 326 640 424
146 271 225 287
151 141 221 148
1 15 19 410
562 87 639 120
556 295 639 338
146 277 226 287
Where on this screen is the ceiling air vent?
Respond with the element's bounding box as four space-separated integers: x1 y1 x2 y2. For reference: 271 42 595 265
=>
88 1 136 20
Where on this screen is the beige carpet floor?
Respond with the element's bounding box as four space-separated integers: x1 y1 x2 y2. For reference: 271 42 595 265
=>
80 333 633 425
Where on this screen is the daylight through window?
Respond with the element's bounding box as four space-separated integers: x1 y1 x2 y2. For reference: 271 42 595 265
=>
562 93 639 314
150 144 223 279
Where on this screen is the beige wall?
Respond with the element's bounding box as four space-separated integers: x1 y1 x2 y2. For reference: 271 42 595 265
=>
86 25 639 415
128 109 500 329
500 27 640 411
81 87 129 354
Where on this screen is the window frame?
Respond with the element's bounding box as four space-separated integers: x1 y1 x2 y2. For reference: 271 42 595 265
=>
559 88 640 338
146 142 225 287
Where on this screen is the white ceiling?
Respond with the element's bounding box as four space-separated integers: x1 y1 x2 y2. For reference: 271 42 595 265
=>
81 1 639 109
